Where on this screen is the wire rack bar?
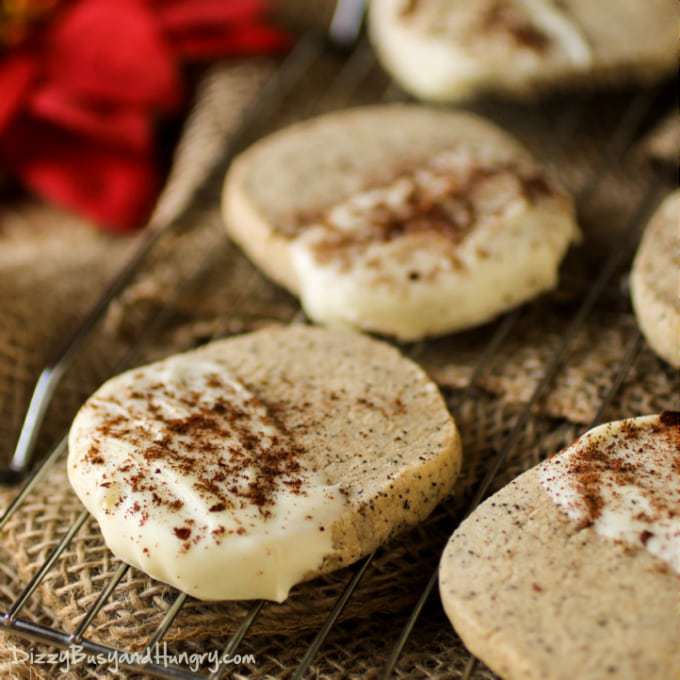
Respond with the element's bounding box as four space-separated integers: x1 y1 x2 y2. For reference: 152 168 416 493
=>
577 88 659 204
71 563 130 643
317 39 377 109
5 510 89 622
209 600 266 680
589 331 644 427
0 437 66 531
3 227 167 484
329 0 366 46
461 655 477 680
292 554 375 680
145 593 189 653
463 309 522 389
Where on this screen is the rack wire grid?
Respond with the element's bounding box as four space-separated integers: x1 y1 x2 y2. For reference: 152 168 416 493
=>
1 15 678 680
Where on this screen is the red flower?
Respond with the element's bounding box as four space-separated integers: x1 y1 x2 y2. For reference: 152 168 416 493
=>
0 0 289 231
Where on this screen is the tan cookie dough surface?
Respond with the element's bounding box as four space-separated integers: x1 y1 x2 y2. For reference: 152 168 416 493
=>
69 326 461 602
631 190 680 368
223 104 579 340
440 413 680 680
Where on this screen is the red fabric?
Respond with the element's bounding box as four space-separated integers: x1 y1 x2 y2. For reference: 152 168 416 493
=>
158 0 291 60
29 85 152 152
154 0 270 31
2 117 159 231
0 0 290 231
0 53 36 134
167 23 290 59
45 0 182 110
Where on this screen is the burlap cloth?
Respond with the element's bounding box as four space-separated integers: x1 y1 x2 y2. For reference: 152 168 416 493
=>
0 4 677 676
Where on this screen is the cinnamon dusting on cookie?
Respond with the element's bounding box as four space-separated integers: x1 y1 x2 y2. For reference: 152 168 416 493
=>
285 148 558 271
84 367 309 551
539 414 680 573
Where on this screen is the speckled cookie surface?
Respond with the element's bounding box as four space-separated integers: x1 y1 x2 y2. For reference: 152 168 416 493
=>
631 191 680 368
223 104 578 340
439 414 680 680
69 325 461 601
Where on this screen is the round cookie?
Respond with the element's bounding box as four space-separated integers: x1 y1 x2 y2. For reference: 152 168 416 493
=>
631 190 680 368
439 413 680 680
223 104 579 340
69 325 461 602
369 0 678 102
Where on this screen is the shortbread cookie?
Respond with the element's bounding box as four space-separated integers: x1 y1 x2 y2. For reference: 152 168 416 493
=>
631 191 680 368
369 0 678 102
69 326 461 602
223 105 579 340
440 413 680 680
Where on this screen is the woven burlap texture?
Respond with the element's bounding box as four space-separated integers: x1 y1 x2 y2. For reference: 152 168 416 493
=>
0 393 583 679
1 220 676 680
0 17 678 680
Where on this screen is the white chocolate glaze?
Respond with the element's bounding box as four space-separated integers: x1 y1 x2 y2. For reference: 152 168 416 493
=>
539 413 680 574
369 0 592 102
68 356 347 602
289 147 578 340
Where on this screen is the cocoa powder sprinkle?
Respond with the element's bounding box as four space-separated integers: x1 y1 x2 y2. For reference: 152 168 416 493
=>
542 414 680 573
174 527 192 541
88 372 309 549
640 530 654 546
287 153 558 270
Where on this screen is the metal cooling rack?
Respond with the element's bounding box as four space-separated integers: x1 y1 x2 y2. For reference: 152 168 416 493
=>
1 3 677 678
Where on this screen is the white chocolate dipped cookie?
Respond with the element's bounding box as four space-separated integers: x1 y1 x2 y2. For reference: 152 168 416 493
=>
631 191 680 368
223 105 579 340
369 0 678 102
439 412 680 680
69 325 461 602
